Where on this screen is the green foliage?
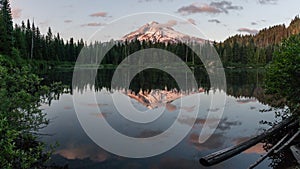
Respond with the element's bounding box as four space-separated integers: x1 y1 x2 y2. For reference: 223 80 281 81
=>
0 1 65 168
0 54 53 168
265 34 300 113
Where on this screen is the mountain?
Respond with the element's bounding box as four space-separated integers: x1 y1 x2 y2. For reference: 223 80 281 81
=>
121 21 205 43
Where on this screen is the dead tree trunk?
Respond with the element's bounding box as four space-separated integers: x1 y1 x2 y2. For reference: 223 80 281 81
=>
200 117 298 166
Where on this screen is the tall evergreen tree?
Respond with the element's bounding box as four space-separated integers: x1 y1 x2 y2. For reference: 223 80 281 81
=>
0 0 13 55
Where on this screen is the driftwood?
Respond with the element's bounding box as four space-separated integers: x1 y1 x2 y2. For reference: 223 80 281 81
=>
274 130 300 154
290 145 300 164
248 133 290 169
199 117 298 166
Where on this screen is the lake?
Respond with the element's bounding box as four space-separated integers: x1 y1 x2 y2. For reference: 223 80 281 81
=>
39 68 286 169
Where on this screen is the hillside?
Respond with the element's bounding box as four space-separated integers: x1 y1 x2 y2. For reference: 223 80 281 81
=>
215 15 300 66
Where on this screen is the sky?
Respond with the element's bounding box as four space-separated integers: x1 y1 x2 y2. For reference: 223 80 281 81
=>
10 0 300 42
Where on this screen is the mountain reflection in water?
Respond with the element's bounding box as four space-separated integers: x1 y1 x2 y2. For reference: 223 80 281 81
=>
40 68 282 169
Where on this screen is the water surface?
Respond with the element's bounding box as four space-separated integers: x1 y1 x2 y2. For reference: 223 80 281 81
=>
40 68 280 169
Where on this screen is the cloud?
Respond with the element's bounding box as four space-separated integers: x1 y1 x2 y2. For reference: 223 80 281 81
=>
155 157 195 169
210 1 243 12
39 21 49 28
138 0 173 2
187 18 196 25
251 22 258 25
189 133 225 151
233 137 266 154
148 20 178 29
208 19 221 24
179 18 197 25
237 28 259 35
136 130 163 138
177 1 243 15
64 20 72 23
258 0 278 4
89 12 107 17
178 4 222 15
81 22 106 27
56 144 110 162
160 20 177 27
12 8 22 19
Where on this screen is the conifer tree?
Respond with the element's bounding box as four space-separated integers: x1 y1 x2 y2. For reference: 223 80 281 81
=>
0 0 13 55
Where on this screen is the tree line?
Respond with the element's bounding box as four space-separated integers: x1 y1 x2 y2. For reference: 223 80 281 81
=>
0 0 84 62
13 21 85 62
1 0 300 66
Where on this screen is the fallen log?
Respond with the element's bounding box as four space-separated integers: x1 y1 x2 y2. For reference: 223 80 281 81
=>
199 117 298 166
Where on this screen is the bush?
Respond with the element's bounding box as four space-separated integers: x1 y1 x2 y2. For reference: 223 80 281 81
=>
265 34 300 113
0 55 51 168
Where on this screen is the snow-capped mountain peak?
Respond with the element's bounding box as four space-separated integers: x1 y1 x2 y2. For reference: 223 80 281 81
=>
121 21 205 43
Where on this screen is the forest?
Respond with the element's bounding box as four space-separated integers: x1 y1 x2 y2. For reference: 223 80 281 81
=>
5 15 300 67
215 16 300 66
1 0 300 67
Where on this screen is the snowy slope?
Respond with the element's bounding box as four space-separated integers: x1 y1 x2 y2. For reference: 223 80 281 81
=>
121 21 205 43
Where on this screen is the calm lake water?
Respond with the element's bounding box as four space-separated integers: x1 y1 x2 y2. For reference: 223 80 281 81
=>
39 68 283 169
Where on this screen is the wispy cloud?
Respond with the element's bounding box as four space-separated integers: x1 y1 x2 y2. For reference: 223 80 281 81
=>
258 0 278 4
210 1 243 12
39 20 49 28
177 1 243 15
208 19 221 24
12 8 22 19
149 20 178 28
251 22 258 25
64 20 72 23
89 12 107 17
81 22 106 27
178 4 222 15
238 28 258 35
188 18 196 25
160 20 177 27
138 0 173 2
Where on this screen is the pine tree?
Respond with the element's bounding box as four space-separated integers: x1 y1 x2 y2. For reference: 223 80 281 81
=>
0 0 13 55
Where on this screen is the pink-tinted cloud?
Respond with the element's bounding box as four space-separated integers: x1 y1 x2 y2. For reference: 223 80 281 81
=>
258 0 278 5
238 28 259 35
178 1 243 15
189 133 225 151
178 3 222 15
56 144 110 162
187 18 196 25
12 8 22 19
159 20 177 27
233 137 266 154
81 22 106 27
89 12 107 17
